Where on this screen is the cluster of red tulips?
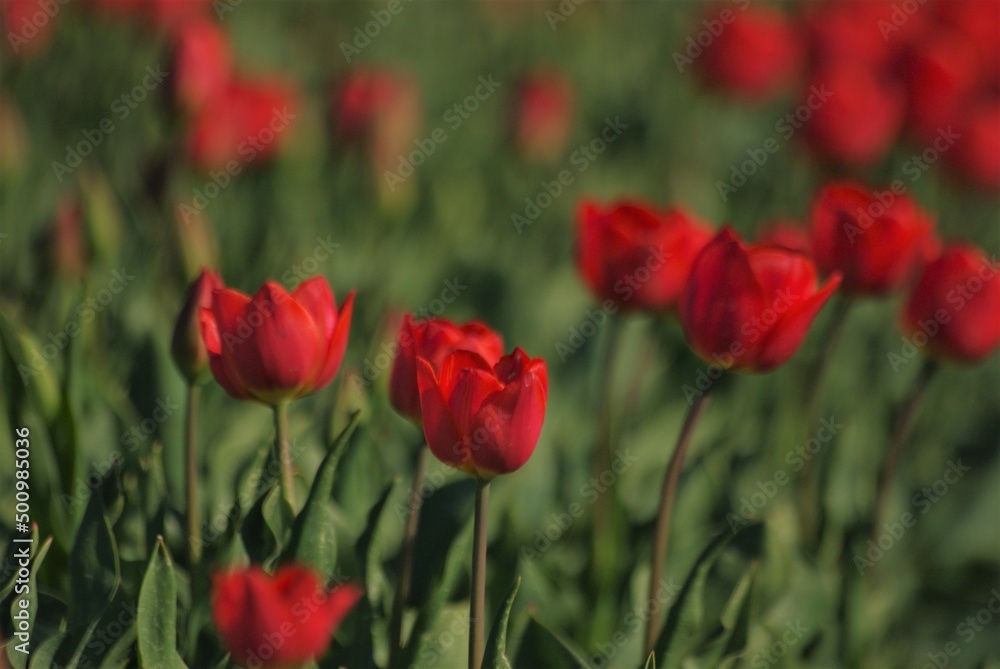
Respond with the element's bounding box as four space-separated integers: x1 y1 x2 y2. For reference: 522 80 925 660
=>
168 170 998 665
691 0 1000 188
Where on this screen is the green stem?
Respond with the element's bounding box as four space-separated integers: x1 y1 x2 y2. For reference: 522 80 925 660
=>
870 359 937 549
644 387 712 654
389 445 429 665
469 479 490 669
798 298 852 548
184 383 202 567
274 402 295 510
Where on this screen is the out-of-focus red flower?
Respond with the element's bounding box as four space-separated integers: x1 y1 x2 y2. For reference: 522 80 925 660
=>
803 0 923 71
331 69 422 170
577 200 714 311
186 78 299 171
172 269 224 384
2 0 57 57
50 198 88 279
810 182 937 295
680 227 841 373
902 244 1000 363
948 99 1000 191
417 348 547 479
198 277 354 405
171 18 232 114
695 5 802 101
756 220 813 256
212 565 362 668
389 315 504 424
933 0 1000 81
510 69 575 163
801 63 905 167
902 31 980 143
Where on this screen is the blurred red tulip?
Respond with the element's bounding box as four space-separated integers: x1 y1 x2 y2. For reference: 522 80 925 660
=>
510 69 575 162
50 198 88 279
198 277 354 405
902 31 980 143
803 0 922 71
172 268 223 384
389 314 504 424
171 18 232 114
695 5 802 101
577 200 714 311
212 565 362 668
186 78 299 171
680 227 841 373
756 220 813 255
810 182 938 296
902 245 1000 363
416 347 547 479
933 0 1000 81
948 99 1000 191
2 0 57 57
331 68 422 170
801 63 905 167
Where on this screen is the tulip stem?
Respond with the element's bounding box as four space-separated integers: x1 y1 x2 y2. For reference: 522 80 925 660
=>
470 478 490 669
389 445 429 665
644 387 712 654
184 382 202 568
274 402 296 510
798 298 851 548
870 359 937 551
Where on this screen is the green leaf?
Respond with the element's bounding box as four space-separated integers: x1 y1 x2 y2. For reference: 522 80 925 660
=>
514 615 589 669
697 561 758 668
652 528 743 669
137 537 187 669
68 492 119 629
6 536 53 669
27 630 66 669
483 576 521 669
240 483 289 567
349 479 397 669
644 653 656 669
284 411 360 579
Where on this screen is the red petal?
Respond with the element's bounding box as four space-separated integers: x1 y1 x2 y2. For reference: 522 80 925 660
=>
308 290 354 395
753 273 842 372
417 357 475 475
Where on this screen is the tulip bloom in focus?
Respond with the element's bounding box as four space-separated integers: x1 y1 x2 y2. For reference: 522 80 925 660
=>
417 348 547 479
680 227 841 373
212 565 362 668
577 200 714 311
172 268 224 384
198 277 354 405
390 314 504 424
810 182 937 295
694 5 802 101
901 245 1000 363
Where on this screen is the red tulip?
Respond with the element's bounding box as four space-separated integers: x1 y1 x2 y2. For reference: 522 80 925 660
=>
803 0 922 71
186 78 299 171
3 0 57 57
172 269 224 384
756 220 813 256
680 227 841 373
695 5 802 101
510 69 575 163
331 69 422 170
800 62 905 167
198 277 354 405
901 245 1000 363
810 182 938 295
902 31 979 144
389 314 504 424
171 18 232 114
948 99 1000 192
577 200 714 311
416 348 547 479
212 565 362 668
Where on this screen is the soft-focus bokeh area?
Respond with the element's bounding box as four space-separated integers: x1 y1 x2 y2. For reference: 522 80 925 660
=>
1 0 998 667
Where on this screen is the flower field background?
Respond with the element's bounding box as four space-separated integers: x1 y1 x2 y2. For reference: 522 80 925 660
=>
1 1 999 668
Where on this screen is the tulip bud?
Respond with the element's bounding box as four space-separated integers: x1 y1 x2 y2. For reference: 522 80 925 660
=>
680 227 841 373
171 269 223 384
901 245 1000 363
212 565 362 668
417 347 547 479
